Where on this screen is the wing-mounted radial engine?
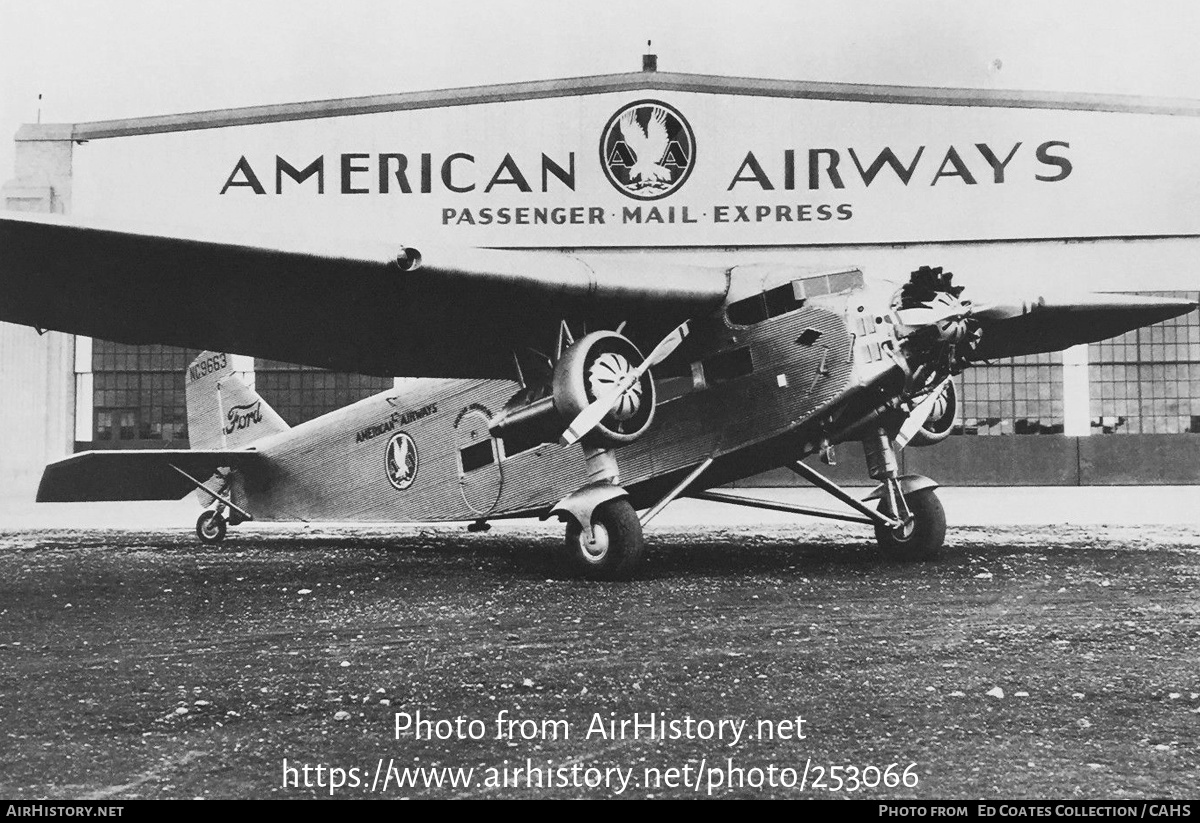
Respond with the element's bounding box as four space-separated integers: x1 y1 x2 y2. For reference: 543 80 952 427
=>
552 331 657 449
488 330 659 454
488 323 688 580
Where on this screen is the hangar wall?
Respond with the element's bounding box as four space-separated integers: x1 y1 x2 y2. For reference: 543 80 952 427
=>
2 68 1198 496
1 137 75 496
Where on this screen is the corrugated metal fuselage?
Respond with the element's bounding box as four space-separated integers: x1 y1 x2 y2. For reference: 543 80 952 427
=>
241 282 871 523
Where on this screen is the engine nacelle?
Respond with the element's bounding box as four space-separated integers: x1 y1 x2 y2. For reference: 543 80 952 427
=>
908 379 957 448
553 331 656 448
489 331 657 451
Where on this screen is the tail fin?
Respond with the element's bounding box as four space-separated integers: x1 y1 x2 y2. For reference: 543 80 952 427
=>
185 352 289 450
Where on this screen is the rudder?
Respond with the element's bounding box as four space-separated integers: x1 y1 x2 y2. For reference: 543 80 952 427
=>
184 352 289 449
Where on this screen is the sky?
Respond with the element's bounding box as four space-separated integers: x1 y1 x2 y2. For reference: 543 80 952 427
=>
2 0 1199 183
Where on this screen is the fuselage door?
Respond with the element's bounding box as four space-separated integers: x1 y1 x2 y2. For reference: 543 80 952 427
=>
454 408 503 516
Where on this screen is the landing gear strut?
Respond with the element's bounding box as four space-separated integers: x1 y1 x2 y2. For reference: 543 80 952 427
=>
548 443 650 581
862 430 946 559
686 435 946 561
169 464 253 546
873 486 945 560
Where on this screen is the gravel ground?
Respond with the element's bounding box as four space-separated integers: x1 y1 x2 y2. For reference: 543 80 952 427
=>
0 515 1197 799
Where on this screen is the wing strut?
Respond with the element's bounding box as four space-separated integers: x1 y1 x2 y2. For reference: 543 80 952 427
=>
638 457 714 527
786 460 900 528
690 490 878 526
687 462 902 528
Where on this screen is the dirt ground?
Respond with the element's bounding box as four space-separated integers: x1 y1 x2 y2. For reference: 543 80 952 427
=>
0 516 1197 799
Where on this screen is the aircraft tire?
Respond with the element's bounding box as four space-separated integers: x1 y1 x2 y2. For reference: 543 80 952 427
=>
196 510 227 545
874 487 945 560
563 498 645 581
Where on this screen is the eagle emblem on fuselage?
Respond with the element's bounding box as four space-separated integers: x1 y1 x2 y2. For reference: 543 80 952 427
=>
385 431 419 491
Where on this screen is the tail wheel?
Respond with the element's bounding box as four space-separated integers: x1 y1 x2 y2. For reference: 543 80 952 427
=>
563 498 645 581
196 510 227 545
874 487 946 560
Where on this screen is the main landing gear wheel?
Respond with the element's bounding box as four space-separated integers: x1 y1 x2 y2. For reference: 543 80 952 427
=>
196 510 227 545
874 487 946 560
563 498 645 581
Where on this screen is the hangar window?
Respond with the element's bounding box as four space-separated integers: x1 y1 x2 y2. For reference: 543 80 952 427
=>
90 343 198 448
94 409 140 442
1088 291 1200 434
955 351 1064 435
255 360 394 425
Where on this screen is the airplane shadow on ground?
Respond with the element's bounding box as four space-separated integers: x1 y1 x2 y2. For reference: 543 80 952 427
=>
6 526 1147 583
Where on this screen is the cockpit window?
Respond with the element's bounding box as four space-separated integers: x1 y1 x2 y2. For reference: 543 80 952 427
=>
725 270 864 327
727 285 801 326
726 294 768 325
827 270 864 294
765 282 805 317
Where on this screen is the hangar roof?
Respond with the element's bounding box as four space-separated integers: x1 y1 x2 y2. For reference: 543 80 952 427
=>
16 67 1200 142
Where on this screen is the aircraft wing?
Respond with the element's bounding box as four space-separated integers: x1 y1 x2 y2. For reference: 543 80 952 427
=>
0 213 730 379
37 449 264 502
966 293 1200 360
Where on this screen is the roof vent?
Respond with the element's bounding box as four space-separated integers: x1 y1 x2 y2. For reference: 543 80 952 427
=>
642 41 657 72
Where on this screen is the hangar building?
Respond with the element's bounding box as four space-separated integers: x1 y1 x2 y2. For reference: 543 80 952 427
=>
2 58 1198 495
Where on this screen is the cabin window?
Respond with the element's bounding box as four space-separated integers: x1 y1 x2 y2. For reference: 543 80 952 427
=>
703 346 754 383
459 440 495 473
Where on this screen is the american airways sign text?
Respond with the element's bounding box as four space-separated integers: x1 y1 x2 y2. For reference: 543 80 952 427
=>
219 141 1072 227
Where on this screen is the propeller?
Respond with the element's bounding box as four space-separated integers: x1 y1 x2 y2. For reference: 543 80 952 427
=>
560 321 690 447
894 295 1027 328
894 378 951 449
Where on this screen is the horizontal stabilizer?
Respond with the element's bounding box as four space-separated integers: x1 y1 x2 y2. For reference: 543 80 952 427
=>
37 450 264 502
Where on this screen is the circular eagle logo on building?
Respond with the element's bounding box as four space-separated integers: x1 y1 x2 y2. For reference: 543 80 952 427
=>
599 100 696 200
385 431 419 491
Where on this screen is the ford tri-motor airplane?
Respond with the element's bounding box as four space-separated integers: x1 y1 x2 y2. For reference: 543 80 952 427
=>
0 213 1195 578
